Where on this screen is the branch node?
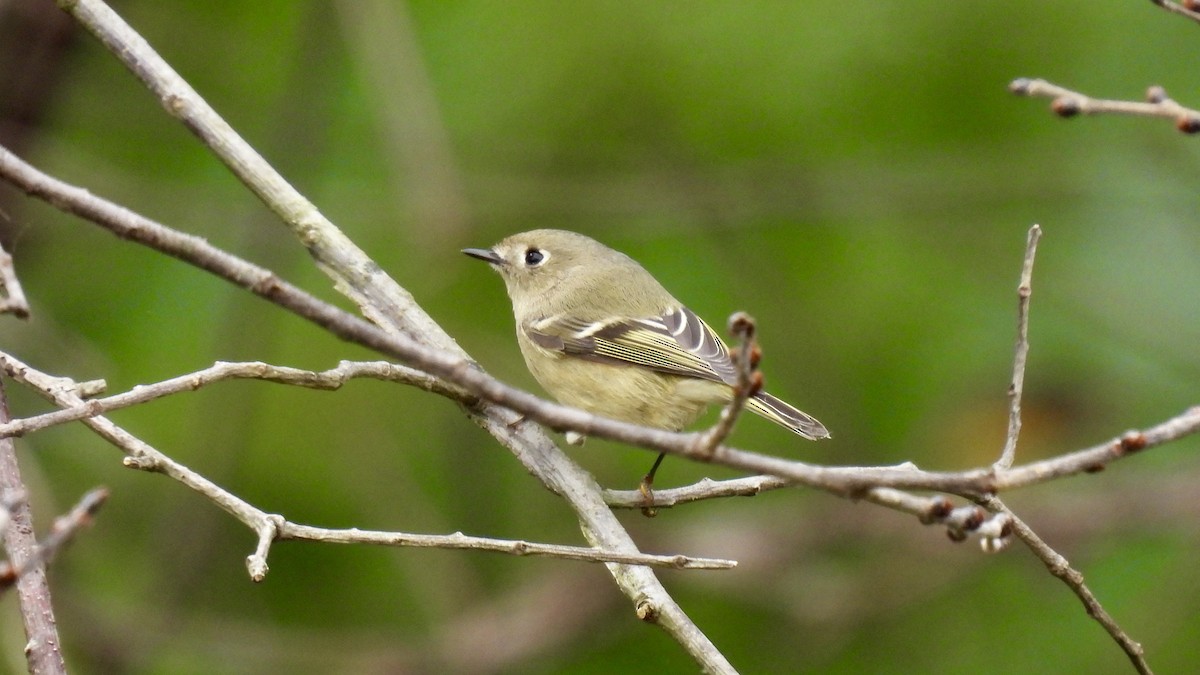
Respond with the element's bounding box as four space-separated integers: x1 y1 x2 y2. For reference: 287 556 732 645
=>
74 379 108 398
923 495 954 523
1051 97 1081 118
1175 115 1200 134
246 514 285 582
1008 78 1032 95
636 599 659 623
122 452 162 472
1118 430 1148 454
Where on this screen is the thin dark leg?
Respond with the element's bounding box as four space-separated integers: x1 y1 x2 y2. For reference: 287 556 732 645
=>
638 452 667 518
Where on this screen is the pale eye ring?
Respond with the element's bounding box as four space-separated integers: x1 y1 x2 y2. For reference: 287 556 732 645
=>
524 248 547 266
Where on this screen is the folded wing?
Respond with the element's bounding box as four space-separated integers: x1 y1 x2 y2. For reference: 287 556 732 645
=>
525 306 738 385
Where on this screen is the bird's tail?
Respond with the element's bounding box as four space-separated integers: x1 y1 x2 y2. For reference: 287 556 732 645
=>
747 392 830 440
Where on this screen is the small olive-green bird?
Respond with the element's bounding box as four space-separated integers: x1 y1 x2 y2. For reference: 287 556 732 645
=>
463 229 829 446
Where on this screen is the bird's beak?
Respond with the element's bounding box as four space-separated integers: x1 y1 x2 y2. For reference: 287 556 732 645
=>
462 247 505 266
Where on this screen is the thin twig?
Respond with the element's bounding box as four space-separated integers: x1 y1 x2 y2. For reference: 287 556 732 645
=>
0 359 457 439
0 488 109 590
607 475 1013 548
976 495 1151 675
1149 0 1200 26
0 241 30 319
1010 78 1200 133
995 225 1041 470
604 474 791 509
692 312 759 457
276 523 736 570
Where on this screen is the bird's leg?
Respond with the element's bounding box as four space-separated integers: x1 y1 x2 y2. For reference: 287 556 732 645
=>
638 452 667 518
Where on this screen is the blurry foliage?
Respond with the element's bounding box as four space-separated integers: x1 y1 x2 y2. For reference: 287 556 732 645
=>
0 0 1197 673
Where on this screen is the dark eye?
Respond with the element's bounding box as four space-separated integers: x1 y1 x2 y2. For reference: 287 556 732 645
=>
524 248 545 266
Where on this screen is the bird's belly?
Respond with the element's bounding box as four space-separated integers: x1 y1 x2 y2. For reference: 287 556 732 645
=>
524 353 722 431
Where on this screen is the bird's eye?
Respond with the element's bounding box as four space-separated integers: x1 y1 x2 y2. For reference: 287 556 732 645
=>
524 248 546 266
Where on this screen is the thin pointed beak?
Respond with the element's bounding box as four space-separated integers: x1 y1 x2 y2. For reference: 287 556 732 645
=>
462 247 505 265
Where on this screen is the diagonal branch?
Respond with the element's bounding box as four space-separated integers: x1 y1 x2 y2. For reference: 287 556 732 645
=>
976 495 1150 674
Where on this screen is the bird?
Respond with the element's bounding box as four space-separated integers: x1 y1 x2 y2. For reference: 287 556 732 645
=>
463 229 828 504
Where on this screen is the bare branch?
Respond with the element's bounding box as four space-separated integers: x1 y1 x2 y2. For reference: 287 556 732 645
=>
605 474 791 509
1010 78 1200 133
245 515 282 583
0 359 458 440
1149 0 1200 26
277 523 736 570
0 240 30 319
0 377 65 674
976 495 1150 674
995 225 1041 470
0 488 109 591
608 476 1015 549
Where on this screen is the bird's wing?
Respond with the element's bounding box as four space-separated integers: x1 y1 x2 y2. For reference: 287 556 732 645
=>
525 307 738 386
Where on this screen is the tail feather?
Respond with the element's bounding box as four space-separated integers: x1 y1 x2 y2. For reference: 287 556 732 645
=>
746 391 830 440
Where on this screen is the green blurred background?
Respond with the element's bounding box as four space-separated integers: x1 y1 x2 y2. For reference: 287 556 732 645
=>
1 1 1197 672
